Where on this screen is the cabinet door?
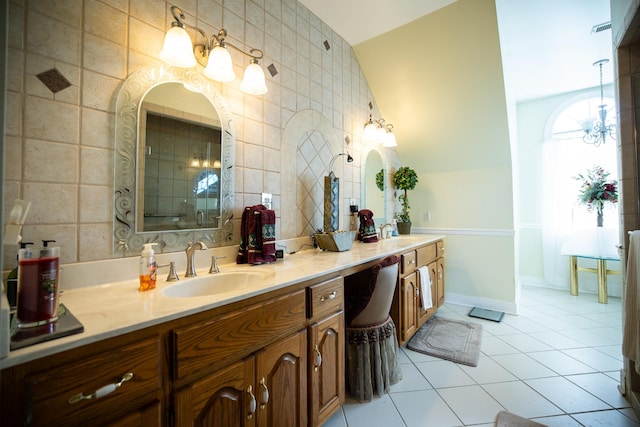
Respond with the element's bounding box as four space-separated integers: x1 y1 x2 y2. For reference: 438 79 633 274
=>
106 401 162 427
174 357 256 427
400 272 418 343
417 261 438 326
256 329 308 427
309 311 345 426
437 257 445 307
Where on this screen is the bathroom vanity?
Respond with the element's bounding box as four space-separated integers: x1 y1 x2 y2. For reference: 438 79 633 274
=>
0 235 444 426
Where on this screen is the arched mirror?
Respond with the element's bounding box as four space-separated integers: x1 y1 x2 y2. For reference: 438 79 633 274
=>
362 149 386 225
113 67 235 254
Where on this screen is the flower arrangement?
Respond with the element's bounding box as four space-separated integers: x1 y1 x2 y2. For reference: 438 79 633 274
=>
393 166 418 223
574 165 618 226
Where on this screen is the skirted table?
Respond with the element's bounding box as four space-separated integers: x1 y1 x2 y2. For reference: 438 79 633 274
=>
561 228 620 304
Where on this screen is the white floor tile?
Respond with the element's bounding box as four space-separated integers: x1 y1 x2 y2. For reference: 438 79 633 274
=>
502 316 550 333
527 350 597 375
459 356 518 384
562 328 620 347
594 344 624 361
415 360 475 389
564 372 630 408
323 408 348 427
390 390 461 427
531 414 584 426
437 385 505 425
342 394 406 427
561 347 623 372
480 336 520 356
496 333 552 353
525 376 611 413
490 353 557 379
571 409 640 426
389 362 433 393
482 381 562 418
528 331 586 349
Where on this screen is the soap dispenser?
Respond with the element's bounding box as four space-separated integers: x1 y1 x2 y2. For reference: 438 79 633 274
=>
139 243 158 292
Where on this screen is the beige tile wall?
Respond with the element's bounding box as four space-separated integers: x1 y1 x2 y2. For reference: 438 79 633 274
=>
4 0 397 266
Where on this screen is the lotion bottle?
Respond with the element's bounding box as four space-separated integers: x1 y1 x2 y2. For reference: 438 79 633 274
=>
139 243 158 292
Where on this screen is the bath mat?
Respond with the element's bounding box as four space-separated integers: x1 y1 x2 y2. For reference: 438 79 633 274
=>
469 307 504 322
406 316 483 366
495 410 547 426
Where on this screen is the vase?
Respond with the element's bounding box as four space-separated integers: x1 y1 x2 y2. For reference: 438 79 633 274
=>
597 210 603 227
397 221 412 235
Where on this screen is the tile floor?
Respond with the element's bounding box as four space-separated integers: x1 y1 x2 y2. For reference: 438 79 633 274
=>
324 286 640 427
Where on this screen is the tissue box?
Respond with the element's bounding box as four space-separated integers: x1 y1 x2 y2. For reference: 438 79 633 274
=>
314 231 356 252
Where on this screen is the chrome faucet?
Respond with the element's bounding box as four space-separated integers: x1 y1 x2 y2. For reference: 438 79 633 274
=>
209 255 227 274
379 223 394 239
185 241 208 277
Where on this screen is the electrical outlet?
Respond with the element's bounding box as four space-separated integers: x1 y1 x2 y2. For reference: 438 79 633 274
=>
424 211 431 222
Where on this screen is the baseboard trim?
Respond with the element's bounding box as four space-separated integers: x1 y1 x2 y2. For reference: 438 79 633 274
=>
412 227 515 237
445 292 518 315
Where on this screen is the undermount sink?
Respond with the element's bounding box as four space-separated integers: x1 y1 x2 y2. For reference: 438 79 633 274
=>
162 271 274 298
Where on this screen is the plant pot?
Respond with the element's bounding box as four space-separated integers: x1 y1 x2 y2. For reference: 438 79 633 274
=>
397 221 412 235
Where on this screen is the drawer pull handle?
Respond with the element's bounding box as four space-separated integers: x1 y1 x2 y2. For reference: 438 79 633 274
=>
320 291 336 302
409 260 415 264
68 372 133 404
314 345 322 371
259 377 269 410
247 385 256 419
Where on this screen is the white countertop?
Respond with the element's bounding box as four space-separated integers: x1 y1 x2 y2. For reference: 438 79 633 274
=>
0 234 443 369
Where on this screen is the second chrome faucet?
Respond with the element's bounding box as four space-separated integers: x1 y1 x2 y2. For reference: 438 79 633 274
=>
185 241 208 277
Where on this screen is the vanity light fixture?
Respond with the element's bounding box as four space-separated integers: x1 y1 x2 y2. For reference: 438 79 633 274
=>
581 59 615 147
159 5 268 95
363 107 397 147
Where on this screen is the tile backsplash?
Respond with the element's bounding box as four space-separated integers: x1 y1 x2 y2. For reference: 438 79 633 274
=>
4 0 399 268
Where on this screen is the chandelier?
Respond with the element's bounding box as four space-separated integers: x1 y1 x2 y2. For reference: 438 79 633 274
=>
581 59 615 147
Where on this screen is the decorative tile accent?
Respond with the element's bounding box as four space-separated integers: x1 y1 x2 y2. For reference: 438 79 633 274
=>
323 40 330 50
267 63 278 77
36 68 71 93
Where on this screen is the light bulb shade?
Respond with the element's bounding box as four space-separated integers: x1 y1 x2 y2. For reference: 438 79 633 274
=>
160 26 197 68
204 45 235 82
363 122 378 143
240 62 268 95
383 131 397 147
376 125 387 144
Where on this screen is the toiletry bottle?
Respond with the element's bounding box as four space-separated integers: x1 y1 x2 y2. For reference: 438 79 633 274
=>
139 243 158 291
392 219 399 237
6 241 33 307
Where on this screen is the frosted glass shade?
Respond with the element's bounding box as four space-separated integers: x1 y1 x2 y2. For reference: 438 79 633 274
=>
383 131 397 147
363 122 378 143
204 45 235 82
240 62 268 95
159 26 197 68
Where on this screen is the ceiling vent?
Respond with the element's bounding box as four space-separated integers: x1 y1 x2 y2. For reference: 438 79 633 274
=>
591 21 611 33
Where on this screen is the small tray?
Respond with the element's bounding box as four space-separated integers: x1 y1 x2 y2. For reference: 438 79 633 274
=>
10 304 84 351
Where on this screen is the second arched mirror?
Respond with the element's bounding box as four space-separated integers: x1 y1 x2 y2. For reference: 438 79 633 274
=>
362 149 386 225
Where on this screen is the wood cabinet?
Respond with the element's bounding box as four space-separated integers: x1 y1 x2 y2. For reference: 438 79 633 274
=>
0 335 163 427
307 277 345 426
393 239 445 346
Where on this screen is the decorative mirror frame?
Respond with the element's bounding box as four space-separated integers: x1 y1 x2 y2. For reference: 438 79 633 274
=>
361 146 388 223
113 66 235 254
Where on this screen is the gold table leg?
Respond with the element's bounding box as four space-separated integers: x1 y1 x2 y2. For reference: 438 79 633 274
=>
597 259 608 304
569 256 578 296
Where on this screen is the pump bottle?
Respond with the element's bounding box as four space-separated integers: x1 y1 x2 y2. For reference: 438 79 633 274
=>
139 243 158 291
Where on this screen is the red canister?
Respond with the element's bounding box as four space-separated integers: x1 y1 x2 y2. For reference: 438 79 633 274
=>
16 243 60 328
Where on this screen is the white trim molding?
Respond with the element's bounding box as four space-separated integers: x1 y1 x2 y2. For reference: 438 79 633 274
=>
412 227 516 237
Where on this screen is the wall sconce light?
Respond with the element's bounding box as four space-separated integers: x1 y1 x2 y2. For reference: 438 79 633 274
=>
160 6 268 95
363 112 397 147
328 152 354 173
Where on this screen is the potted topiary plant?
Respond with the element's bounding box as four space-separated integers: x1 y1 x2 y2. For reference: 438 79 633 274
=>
393 166 418 234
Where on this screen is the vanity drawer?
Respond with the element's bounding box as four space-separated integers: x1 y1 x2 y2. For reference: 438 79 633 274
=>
417 243 437 266
26 337 161 427
401 250 417 274
307 276 343 320
173 289 306 380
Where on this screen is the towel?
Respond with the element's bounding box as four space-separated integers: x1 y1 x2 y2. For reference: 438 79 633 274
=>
357 209 378 243
623 231 640 374
237 204 277 265
417 266 433 310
